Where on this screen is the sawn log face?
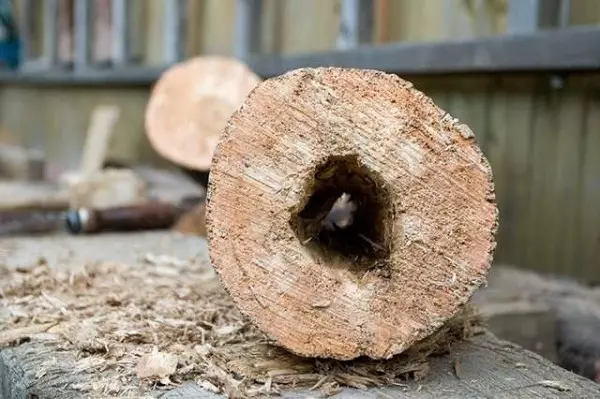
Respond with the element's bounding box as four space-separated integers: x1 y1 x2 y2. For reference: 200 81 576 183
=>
206 67 498 360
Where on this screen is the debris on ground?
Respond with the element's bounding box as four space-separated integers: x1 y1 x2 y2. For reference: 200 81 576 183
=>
0 256 483 397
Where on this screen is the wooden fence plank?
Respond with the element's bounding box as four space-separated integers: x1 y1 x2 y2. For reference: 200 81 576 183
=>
554 92 586 277
580 93 600 282
503 91 536 265
525 89 561 273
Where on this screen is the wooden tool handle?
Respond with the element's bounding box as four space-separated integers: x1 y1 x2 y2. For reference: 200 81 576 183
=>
66 201 191 234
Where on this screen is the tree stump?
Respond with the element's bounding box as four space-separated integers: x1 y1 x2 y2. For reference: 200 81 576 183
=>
206 67 498 360
144 56 261 171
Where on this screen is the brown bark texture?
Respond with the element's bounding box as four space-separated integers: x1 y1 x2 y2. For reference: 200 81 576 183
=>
206 67 498 360
145 56 261 171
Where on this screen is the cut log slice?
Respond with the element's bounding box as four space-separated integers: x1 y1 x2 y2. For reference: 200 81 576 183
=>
206 67 498 360
145 56 261 171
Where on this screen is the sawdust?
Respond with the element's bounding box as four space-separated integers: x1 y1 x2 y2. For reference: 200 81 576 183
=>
136 347 179 380
0 256 483 398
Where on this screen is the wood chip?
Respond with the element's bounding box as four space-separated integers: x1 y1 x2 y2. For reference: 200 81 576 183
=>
136 347 179 379
214 325 240 336
538 380 571 392
311 300 331 309
41 291 69 314
194 344 212 358
143 253 188 268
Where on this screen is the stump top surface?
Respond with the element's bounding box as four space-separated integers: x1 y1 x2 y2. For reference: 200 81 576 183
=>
145 56 261 171
1 233 598 399
207 67 498 359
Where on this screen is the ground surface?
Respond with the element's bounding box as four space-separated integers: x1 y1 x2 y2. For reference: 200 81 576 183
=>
1 232 599 398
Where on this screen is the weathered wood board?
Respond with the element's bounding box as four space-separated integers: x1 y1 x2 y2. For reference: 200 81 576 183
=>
4 331 597 399
477 300 558 362
176 333 600 398
1 233 599 398
474 265 600 381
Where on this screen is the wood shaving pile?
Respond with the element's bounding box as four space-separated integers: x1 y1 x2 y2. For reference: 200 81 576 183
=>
0 255 483 398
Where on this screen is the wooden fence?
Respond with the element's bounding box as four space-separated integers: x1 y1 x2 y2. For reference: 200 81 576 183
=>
2 0 600 282
0 73 598 282
12 0 600 65
418 74 600 283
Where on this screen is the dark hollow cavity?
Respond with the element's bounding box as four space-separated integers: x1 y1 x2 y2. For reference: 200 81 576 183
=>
290 154 394 273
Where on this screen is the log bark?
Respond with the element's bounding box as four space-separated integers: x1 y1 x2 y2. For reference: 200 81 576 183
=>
145 56 261 171
206 67 498 360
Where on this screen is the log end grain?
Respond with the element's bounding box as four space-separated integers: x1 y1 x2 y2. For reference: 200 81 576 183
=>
206 67 498 360
145 56 261 171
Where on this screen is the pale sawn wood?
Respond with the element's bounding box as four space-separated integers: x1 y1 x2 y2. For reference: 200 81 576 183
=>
206 67 498 360
144 56 261 171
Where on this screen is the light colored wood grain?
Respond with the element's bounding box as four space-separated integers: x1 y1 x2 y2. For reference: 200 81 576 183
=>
2 71 600 283
166 333 600 398
207 68 497 360
163 333 600 398
80 105 121 175
144 56 261 171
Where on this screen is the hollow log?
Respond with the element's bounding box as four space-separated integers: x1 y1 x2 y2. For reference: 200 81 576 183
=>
206 67 498 360
145 56 261 171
